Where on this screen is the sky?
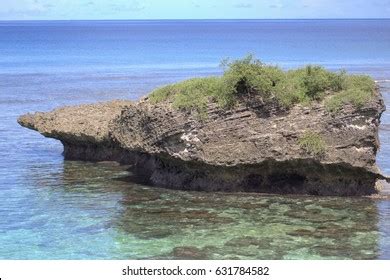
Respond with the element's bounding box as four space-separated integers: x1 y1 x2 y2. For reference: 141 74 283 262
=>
0 0 389 20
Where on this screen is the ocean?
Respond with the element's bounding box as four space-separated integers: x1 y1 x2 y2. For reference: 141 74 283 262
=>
0 19 390 259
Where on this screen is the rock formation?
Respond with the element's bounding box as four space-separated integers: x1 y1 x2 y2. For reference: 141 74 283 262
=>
18 90 387 196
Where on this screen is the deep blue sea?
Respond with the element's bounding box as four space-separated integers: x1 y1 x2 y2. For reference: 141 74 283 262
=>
1 19 390 259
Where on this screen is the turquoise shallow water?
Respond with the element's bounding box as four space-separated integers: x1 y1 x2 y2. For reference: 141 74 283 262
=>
1 20 390 259
1 160 389 259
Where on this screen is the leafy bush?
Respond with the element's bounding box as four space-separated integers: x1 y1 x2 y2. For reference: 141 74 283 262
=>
221 55 284 97
298 131 326 157
149 77 221 117
149 55 285 111
325 75 375 112
273 66 346 102
147 55 376 116
302 66 345 98
325 89 370 112
273 70 307 107
344 75 375 93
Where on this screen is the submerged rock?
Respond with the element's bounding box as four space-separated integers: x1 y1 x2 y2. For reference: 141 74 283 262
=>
171 246 209 260
18 89 387 196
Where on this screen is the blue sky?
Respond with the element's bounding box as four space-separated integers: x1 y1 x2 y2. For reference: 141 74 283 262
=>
1 0 389 20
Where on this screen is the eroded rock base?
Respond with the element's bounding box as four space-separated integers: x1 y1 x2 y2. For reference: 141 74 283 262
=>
63 143 379 196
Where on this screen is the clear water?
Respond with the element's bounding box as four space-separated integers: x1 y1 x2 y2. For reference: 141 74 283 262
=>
0 19 390 259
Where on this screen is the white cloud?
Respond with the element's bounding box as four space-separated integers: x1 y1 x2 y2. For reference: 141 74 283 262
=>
0 0 48 14
110 0 146 12
234 3 253 8
269 0 284 9
299 0 333 9
192 1 201 8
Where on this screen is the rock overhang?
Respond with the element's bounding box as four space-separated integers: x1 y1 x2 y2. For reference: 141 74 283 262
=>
17 91 388 196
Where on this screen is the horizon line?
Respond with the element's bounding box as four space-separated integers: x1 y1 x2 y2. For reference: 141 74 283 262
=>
1 18 390 22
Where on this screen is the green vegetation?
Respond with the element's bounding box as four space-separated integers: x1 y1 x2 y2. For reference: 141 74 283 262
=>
148 77 221 118
298 131 326 157
218 55 284 106
148 55 376 116
273 66 346 107
324 75 376 112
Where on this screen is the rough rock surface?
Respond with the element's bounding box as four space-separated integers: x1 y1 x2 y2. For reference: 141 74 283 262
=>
18 100 134 161
18 91 387 196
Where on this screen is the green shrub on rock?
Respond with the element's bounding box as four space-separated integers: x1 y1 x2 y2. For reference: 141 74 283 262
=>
298 131 326 157
221 54 284 97
147 55 376 116
325 75 375 112
149 77 221 115
302 66 345 98
273 66 346 104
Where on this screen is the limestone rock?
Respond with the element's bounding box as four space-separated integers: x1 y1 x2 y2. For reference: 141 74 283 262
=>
18 91 387 196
